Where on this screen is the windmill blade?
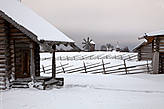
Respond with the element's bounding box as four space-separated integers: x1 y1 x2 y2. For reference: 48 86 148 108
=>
82 42 86 44
83 38 87 42
87 37 90 42
83 45 87 48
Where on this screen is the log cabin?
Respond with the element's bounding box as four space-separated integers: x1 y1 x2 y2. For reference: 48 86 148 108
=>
133 42 153 61
138 30 164 74
0 0 74 90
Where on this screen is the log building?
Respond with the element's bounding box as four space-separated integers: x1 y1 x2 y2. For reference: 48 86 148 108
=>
137 31 164 74
133 42 153 61
0 0 74 90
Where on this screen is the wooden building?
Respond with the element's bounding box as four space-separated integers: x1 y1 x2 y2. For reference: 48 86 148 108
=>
90 41 95 51
138 31 164 74
133 42 153 61
0 0 74 90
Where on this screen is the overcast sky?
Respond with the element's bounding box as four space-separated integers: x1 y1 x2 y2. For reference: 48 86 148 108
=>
23 0 164 49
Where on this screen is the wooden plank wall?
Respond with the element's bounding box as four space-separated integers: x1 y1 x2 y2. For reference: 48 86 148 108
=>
140 43 153 60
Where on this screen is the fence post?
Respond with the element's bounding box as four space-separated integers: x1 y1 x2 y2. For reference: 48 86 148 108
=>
42 65 45 74
146 60 150 73
97 56 99 59
60 56 62 61
121 55 123 60
128 55 131 61
102 59 106 74
74 56 75 60
67 56 69 61
60 63 65 73
115 55 116 59
83 61 87 73
124 59 128 74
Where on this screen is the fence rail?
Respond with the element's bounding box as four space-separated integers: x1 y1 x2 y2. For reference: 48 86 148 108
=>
41 53 138 62
41 59 152 76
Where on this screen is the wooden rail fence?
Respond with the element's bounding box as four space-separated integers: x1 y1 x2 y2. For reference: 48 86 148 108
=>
41 53 138 62
41 59 152 75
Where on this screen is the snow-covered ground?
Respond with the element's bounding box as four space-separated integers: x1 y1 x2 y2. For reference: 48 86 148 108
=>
1 73 164 109
1 51 164 109
40 51 149 76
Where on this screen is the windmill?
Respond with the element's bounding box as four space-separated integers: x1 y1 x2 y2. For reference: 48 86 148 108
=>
82 37 93 51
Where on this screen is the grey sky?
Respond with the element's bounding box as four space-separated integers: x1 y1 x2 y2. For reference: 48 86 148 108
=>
23 0 164 49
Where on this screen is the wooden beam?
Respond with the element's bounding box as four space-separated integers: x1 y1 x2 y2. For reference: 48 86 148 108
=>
152 52 159 74
52 44 56 78
30 43 35 81
155 37 160 52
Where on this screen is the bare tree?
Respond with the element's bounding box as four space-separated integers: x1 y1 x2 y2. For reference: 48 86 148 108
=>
100 45 107 51
121 46 130 52
106 43 114 51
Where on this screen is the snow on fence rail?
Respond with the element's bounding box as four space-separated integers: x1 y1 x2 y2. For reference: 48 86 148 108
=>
41 59 152 75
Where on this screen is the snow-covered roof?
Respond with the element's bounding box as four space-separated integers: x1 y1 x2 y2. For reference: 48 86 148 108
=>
0 0 74 43
132 41 146 52
90 41 95 44
141 30 164 37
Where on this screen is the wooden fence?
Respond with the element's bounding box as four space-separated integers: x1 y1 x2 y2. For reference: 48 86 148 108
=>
41 59 152 75
41 53 138 62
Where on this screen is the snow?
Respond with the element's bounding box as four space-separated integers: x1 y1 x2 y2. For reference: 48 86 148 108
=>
0 0 74 43
90 40 95 44
132 41 146 51
142 30 164 37
40 51 139 67
1 73 164 109
1 51 164 109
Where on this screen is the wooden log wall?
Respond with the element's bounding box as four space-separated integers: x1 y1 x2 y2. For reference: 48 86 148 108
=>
9 24 31 79
9 24 40 78
159 53 164 73
0 17 7 89
0 16 40 89
159 37 164 52
158 37 164 73
139 43 153 60
152 36 164 74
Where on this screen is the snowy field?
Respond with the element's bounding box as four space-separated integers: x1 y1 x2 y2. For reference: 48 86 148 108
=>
1 73 164 109
40 51 149 76
1 51 164 109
